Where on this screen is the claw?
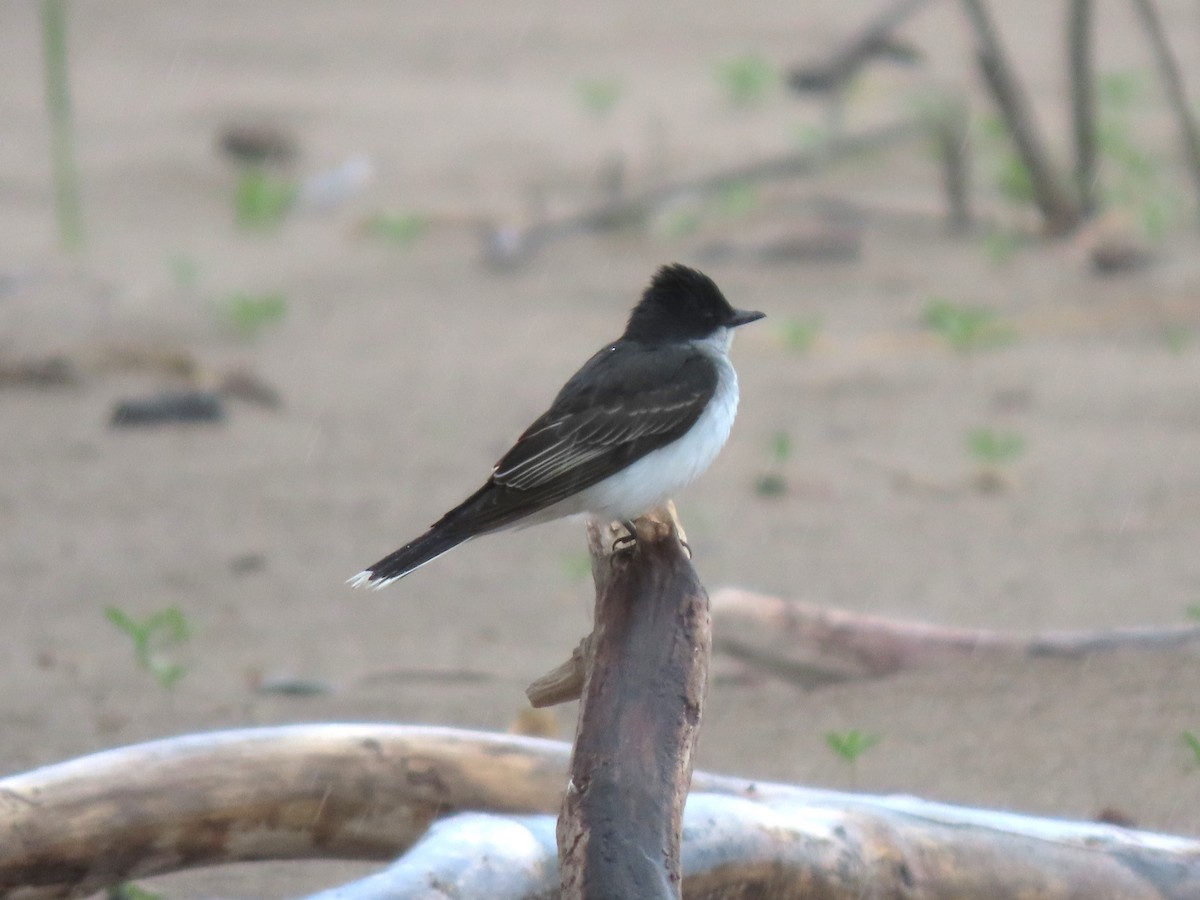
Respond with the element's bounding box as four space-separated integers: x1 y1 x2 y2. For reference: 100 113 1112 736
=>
611 519 639 555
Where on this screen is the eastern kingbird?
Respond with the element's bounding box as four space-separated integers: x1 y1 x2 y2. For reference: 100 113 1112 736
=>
350 263 764 588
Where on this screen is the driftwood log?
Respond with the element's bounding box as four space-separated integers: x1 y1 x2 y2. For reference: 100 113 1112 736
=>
2 725 1200 898
711 587 1200 687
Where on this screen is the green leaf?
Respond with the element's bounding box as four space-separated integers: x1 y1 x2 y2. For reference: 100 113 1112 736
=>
366 212 428 245
778 316 821 353
234 168 297 229
1182 731 1200 766
107 884 164 900
825 730 881 763
574 77 624 118
220 291 288 338
966 427 1026 465
714 54 775 108
922 299 1016 352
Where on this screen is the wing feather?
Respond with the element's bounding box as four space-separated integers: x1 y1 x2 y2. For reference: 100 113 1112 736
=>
491 343 717 494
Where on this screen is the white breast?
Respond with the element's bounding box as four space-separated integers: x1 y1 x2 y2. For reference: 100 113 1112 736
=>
573 329 740 521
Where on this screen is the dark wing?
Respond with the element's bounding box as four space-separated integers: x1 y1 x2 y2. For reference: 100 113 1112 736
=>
492 341 717 491
432 342 717 534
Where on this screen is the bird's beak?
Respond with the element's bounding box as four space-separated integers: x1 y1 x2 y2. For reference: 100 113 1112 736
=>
728 308 766 328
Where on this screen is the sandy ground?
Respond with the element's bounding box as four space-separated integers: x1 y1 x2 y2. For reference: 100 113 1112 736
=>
3 1 1200 895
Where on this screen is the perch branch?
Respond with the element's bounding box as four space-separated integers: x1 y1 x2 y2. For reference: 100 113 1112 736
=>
558 506 710 900
3 726 1199 898
711 588 1200 687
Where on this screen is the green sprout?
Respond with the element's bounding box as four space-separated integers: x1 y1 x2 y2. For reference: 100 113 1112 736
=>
1094 71 1176 239
791 122 828 151
217 290 288 338
825 729 880 764
105 606 190 689
166 253 199 290
561 550 593 582
714 54 775 108
1162 325 1191 355
1186 604 1200 621
1182 731 1200 769
40 0 84 251
574 77 624 119
715 181 759 218
778 316 821 353
966 427 1026 465
975 114 1033 208
754 430 791 498
107 884 163 900
922 299 1016 353
234 168 297 229
365 211 428 246
653 205 703 238
980 227 1023 266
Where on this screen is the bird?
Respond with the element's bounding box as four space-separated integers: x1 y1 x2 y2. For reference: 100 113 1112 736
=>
350 263 764 589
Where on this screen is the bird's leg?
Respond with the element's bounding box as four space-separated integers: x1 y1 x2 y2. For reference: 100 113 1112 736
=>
611 519 639 555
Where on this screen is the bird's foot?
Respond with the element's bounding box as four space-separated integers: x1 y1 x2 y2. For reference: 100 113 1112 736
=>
611 519 639 556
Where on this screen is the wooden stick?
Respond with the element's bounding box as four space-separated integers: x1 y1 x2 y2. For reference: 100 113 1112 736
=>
3 725 1199 898
958 0 1081 233
711 588 1200 687
558 507 710 900
1128 0 1200 225
1068 0 1098 214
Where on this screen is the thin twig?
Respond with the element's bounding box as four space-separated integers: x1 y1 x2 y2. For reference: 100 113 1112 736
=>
959 0 1081 233
787 0 934 94
1129 0 1200 226
1068 0 1098 214
484 121 923 267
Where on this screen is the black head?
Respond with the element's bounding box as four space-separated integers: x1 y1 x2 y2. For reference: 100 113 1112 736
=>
622 264 765 344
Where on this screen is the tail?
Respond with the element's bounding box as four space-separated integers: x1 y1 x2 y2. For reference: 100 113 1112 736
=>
348 525 472 589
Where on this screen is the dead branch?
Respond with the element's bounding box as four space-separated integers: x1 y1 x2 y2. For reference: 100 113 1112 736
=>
1068 0 1097 214
787 0 932 95
3 725 1200 899
1129 0 1200 225
711 588 1200 687
958 0 1082 233
483 120 923 267
558 508 709 900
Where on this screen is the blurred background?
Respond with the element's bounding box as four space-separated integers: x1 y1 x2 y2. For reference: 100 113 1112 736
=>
2 1 1200 894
